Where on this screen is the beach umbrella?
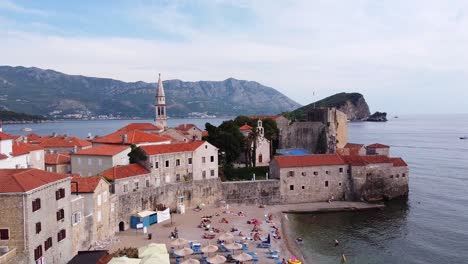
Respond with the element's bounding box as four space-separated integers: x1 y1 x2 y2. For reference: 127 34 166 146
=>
218 232 234 241
138 243 168 258
233 253 253 262
170 238 188 247
181 259 200 264
174 247 194 257
140 253 170 264
201 244 218 253
207 254 227 264
224 243 242 254
108 256 142 264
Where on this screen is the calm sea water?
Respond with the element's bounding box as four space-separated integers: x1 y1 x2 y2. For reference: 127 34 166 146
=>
4 115 468 263
289 114 468 264
2 118 228 138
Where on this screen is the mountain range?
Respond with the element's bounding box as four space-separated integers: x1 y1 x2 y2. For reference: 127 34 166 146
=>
0 66 301 118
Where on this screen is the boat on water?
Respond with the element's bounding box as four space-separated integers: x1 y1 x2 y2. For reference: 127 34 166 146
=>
21 127 32 132
460 136 467 140
394 116 399 118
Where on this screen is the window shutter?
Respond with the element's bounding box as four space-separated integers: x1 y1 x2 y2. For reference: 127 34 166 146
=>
56 211 60 221
37 199 41 209
60 188 65 198
56 190 60 200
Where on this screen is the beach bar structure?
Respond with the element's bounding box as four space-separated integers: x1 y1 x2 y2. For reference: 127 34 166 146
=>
130 208 171 229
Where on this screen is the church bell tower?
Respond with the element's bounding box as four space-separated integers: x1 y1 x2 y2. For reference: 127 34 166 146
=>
155 73 167 129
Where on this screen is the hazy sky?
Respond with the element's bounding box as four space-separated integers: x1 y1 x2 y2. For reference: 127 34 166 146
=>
1 0 468 114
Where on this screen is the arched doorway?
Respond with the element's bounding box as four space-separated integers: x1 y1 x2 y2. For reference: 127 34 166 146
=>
119 221 125 232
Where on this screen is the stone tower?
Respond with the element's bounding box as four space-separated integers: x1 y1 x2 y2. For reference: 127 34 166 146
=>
155 73 167 129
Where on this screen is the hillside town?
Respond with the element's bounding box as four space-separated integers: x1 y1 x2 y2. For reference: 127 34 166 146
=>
0 74 408 264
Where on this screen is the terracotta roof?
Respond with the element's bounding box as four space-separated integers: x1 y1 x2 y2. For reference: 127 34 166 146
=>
0 169 68 193
118 123 162 133
35 135 91 148
390 157 408 167
0 154 8 160
92 130 170 145
239 124 253 131
344 143 364 149
366 143 390 149
0 132 15 140
274 154 346 168
175 124 200 131
340 154 393 166
11 142 43 156
99 164 150 180
249 115 281 120
45 153 71 165
71 176 103 193
202 131 208 137
73 145 129 156
141 141 205 155
26 133 42 141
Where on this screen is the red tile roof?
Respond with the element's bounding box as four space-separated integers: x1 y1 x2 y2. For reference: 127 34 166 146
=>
35 135 92 148
118 123 162 133
0 131 15 140
73 145 129 156
274 154 346 168
239 124 253 131
141 141 205 155
0 169 69 193
71 176 103 193
0 154 8 160
175 124 200 131
202 131 208 137
11 142 43 156
340 154 393 166
26 133 42 141
99 164 150 180
344 143 364 149
92 130 170 145
390 158 408 167
45 153 71 165
366 143 390 149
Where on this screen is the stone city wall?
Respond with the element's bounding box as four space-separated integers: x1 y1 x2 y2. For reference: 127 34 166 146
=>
221 180 281 205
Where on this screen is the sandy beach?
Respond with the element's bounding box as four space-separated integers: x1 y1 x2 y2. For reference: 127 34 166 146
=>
106 201 383 264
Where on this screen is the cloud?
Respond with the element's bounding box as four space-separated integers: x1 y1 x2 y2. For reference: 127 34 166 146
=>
0 0 47 16
1 0 468 113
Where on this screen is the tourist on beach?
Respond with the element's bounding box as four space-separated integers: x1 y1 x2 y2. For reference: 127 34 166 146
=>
282 258 287 264
335 239 339 246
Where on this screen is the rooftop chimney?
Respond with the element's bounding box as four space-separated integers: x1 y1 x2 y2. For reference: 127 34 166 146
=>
121 134 128 144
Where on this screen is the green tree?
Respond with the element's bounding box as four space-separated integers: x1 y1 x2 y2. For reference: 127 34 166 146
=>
204 121 244 164
128 144 147 164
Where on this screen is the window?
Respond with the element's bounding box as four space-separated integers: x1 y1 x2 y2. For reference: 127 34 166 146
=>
301 185 305 190
288 171 295 177
313 171 318 176
123 184 128 193
103 191 108 202
210 170 215 177
176 174 181 182
396 174 400 178
34 245 43 260
56 209 65 221
155 162 159 169
46 166 53 172
326 171 330 175
97 194 102 206
0 229 9 240
32 198 41 212
202 157 206 163
347 169 351 174
165 160 169 167
97 211 102 222
390 175 394 179
202 171 206 179
289 185 294 191
301 172 307 176
36 222 41 234
146 178 150 187
339 168 344 173
210 156 214 162
56 188 65 200
44 237 52 251
402 173 406 177
339 182 342 186
188 158 192 165
72 212 81 225
176 159 180 166
134 181 139 190
325 181 329 187
57 229 66 242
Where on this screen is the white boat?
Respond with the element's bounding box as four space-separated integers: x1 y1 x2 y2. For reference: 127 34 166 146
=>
21 127 32 132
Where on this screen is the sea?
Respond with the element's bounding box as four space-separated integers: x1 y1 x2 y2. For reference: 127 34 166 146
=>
3 115 468 264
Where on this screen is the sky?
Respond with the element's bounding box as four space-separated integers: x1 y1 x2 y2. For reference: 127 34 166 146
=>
1 0 468 114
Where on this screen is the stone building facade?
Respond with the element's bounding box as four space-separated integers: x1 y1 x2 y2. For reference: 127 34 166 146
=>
0 169 72 264
70 145 130 176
